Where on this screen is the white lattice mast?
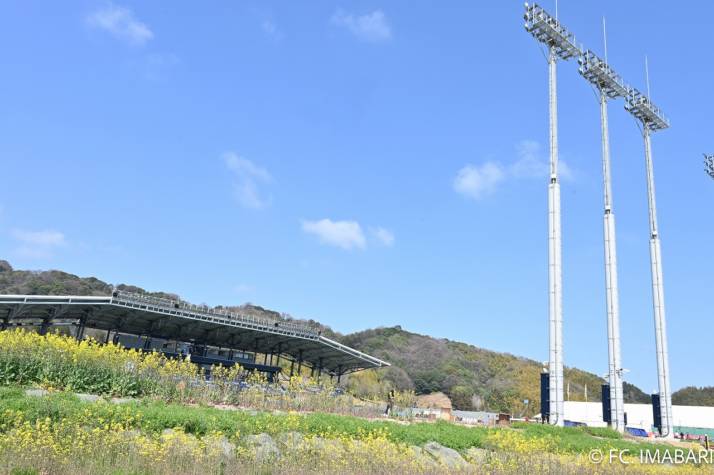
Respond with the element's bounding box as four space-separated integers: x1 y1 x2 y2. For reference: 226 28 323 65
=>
625 60 673 437
524 3 580 426
577 21 627 432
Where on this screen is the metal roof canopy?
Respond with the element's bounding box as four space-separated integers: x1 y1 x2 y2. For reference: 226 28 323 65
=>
0 293 389 376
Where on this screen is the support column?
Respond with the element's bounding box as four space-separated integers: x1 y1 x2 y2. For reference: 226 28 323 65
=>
643 127 673 437
599 90 625 432
76 319 86 341
547 47 564 426
39 308 54 336
290 360 295 377
1 309 9 331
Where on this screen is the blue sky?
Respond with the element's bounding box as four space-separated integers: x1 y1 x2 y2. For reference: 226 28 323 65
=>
1 1 712 393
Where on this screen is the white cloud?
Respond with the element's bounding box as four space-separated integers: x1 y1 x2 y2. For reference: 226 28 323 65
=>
454 140 575 200
223 153 273 209
510 140 573 180
510 140 548 178
302 219 366 250
330 9 392 42
453 162 506 200
12 229 65 246
87 3 153 46
11 229 66 259
372 227 395 247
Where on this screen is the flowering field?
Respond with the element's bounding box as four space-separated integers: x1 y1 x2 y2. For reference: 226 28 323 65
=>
0 329 409 417
0 331 711 474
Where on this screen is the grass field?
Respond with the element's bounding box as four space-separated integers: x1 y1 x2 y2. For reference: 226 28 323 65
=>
0 385 673 453
0 387 710 474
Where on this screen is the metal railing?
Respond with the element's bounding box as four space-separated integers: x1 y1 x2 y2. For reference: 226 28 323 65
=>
111 289 319 338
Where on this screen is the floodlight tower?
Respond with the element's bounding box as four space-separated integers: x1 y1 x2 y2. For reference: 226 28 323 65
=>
524 3 580 426
705 154 714 180
625 80 673 437
578 48 628 432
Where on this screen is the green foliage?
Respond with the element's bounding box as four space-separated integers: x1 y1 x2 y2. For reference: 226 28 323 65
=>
0 331 401 418
342 327 650 414
9 468 39 475
623 381 651 403
581 426 622 439
507 422 678 455
672 386 714 406
0 389 678 457
449 385 474 410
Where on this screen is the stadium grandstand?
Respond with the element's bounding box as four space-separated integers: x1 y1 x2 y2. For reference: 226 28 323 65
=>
0 291 389 382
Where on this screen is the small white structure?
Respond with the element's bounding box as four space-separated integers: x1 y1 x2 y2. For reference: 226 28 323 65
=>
564 401 714 433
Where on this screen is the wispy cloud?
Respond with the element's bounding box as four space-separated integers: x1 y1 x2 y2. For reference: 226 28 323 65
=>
261 20 283 40
302 219 366 250
11 229 66 259
87 3 153 46
511 140 573 180
223 153 273 209
454 140 574 200
371 227 395 247
330 9 392 43
453 162 506 200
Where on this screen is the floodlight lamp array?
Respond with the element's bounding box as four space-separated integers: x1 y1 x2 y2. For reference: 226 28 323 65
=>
705 154 714 180
625 90 670 131
524 3 581 60
578 50 629 98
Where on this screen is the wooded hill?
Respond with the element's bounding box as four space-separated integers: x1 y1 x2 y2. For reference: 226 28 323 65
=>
341 326 649 413
1 260 707 413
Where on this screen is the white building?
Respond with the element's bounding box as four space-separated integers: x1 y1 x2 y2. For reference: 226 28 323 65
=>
564 401 714 436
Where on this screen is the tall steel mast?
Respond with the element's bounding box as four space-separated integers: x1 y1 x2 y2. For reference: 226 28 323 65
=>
524 3 580 426
625 70 673 437
578 45 629 432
